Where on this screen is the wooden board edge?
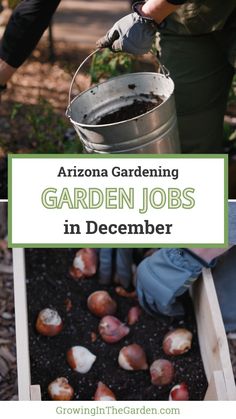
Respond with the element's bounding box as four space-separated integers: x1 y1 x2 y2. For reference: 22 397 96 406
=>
204 370 228 401
13 248 31 401
192 268 236 401
30 385 42 401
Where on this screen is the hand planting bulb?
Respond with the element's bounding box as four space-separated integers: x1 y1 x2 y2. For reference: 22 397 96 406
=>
48 377 74 401
150 359 174 386
163 328 193 356
87 290 117 317
169 383 189 401
98 315 130 343
35 308 63 337
67 346 96 373
70 248 98 279
94 382 116 401
118 344 148 370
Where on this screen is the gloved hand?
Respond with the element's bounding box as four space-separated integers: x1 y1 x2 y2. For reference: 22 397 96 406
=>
98 249 134 289
96 10 157 55
136 248 216 317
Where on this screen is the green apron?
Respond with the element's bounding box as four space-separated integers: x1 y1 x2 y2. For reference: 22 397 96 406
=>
167 0 236 35
159 0 236 152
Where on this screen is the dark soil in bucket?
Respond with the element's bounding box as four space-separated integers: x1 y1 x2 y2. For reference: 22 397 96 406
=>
25 249 207 401
96 95 163 125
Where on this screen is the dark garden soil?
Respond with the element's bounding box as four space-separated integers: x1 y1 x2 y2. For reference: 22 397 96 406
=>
25 248 207 401
96 96 163 125
0 273 17 401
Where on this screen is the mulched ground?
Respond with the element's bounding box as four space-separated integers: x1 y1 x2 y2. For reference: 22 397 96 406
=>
0 42 91 199
0 42 90 152
0 242 17 401
26 248 208 401
0 157 7 199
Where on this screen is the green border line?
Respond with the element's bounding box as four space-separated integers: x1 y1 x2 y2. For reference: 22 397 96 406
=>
10 244 228 249
8 153 228 159
8 155 12 248
8 153 228 249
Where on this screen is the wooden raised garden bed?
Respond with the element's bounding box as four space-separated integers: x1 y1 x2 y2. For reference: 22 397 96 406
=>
13 248 236 401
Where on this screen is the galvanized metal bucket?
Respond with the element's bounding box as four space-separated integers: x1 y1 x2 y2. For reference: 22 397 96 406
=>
66 49 180 154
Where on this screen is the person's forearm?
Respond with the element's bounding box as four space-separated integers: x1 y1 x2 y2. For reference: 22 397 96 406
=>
189 247 233 263
140 0 183 24
0 0 61 70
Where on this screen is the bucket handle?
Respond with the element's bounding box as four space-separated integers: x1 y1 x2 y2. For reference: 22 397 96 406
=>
67 48 100 117
66 48 170 117
154 57 170 78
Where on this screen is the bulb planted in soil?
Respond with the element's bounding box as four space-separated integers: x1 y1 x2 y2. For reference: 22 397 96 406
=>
99 315 130 343
150 359 174 386
70 248 98 280
163 328 193 356
169 383 189 401
64 298 72 312
67 346 96 373
35 308 63 337
87 290 117 317
90 332 97 343
94 382 116 401
48 377 74 401
118 344 148 371
127 306 142 325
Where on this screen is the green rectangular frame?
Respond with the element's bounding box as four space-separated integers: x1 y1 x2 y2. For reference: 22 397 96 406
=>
8 153 228 248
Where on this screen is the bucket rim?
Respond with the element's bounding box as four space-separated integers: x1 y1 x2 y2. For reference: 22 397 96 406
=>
66 71 174 129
